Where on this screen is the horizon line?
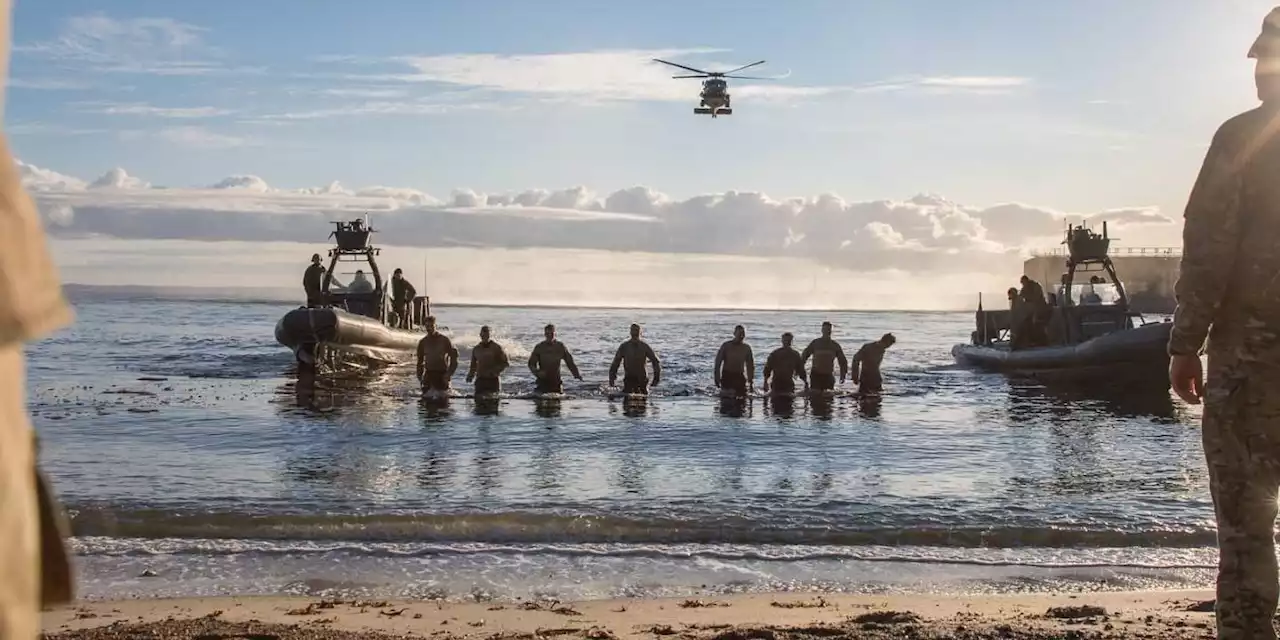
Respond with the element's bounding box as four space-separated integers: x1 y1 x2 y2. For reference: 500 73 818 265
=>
60 282 979 314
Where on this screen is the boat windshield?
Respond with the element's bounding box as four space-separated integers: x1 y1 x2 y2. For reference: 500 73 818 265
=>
1057 282 1122 306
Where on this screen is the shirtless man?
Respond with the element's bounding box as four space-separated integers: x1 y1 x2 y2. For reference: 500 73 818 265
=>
714 324 755 397
528 324 582 394
466 325 509 395
852 333 896 394
416 316 459 394
609 323 661 395
801 321 848 392
763 332 807 396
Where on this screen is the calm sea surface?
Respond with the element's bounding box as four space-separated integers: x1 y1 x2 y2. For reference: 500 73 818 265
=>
26 293 1215 601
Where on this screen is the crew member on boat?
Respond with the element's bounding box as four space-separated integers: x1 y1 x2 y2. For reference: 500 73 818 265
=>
349 269 375 293
801 321 848 391
416 316 458 393
466 326 509 395
762 332 807 395
303 253 325 306
528 324 582 394
609 323 661 395
1019 275 1050 345
714 325 755 397
390 268 417 329
851 333 896 394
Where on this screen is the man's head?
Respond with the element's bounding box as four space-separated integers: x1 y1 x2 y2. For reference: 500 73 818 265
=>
544 324 556 340
1250 7 1280 102
1019 275 1030 286
1007 287 1019 300
821 321 832 337
425 315 437 333
479 325 491 343
355 269 365 278
733 324 745 342
311 253 321 264
880 332 896 347
781 332 793 347
630 323 641 339
393 268 403 279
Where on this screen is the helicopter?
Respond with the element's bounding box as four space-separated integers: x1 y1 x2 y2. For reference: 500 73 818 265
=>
652 58 775 118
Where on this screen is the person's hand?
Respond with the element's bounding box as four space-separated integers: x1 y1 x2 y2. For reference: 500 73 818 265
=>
608 376 616 387
652 376 661 386
713 377 721 388
763 381 770 393
466 374 474 383
851 376 860 386
1170 354 1205 404
574 373 583 381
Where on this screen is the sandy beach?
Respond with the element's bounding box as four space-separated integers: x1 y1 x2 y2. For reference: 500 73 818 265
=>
43 589 1222 640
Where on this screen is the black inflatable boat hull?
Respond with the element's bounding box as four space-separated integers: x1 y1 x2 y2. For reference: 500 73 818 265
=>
275 307 422 365
951 321 1173 379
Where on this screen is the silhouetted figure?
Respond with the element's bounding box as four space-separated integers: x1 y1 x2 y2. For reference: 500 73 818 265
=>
528 324 582 394
390 268 417 329
1167 9 1280 638
763 332 807 396
416 316 458 394
609 323 661 395
714 324 754 397
467 325 509 395
303 253 325 306
801 321 848 391
852 333 896 394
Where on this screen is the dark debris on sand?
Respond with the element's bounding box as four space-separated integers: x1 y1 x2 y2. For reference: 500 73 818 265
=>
42 617 416 640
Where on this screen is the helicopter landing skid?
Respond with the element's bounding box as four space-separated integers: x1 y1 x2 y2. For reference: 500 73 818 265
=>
695 108 731 115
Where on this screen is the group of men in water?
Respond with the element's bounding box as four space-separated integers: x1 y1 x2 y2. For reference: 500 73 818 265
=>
413 317 895 398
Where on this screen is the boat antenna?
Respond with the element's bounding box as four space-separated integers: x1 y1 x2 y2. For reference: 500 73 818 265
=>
978 292 985 343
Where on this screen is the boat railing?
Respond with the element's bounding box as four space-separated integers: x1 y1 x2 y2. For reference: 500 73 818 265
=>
1031 246 1181 258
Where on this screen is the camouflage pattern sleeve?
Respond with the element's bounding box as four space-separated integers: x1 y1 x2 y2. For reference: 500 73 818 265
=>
1168 123 1243 356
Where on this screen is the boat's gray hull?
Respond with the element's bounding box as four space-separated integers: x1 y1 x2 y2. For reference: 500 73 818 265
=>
952 321 1173 378
275 307 422 365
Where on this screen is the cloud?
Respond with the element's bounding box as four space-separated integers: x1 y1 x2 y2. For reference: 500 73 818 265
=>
322 49 867 104
153 126 256 149
6 78 93 90
14 13 259 76
75 101 235 118
18 160 1177 281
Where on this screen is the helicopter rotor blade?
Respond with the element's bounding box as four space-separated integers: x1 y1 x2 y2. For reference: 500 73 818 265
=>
723 74 773 80
721 60 766 75
652 58 711 76
671 74 711 79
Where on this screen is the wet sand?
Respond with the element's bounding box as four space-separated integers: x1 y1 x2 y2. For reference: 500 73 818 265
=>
43 589 1222 640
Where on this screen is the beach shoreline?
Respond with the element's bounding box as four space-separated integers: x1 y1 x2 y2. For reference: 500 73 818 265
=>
43 588 1221 639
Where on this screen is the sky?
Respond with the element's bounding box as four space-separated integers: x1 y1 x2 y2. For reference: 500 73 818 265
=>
5 0 1276 309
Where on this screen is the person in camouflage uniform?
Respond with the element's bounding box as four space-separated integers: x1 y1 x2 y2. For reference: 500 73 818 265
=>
1169 7 1280 639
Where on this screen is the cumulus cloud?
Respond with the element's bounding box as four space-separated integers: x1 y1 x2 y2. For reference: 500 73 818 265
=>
18 160 1177 278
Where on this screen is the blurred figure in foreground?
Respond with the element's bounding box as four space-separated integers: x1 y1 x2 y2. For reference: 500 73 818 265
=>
0 0 77 632
1168 7 1280 639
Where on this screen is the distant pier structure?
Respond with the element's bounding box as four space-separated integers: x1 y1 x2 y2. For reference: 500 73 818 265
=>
1023 246 1181 314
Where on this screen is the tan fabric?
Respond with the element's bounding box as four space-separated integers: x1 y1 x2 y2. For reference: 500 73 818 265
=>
0 1 78 637
0 346 39 640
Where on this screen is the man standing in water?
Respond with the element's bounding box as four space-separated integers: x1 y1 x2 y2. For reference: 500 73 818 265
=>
609 323 661 395
390 268 417 329
466 326 509 395
763 332 807 396
714 325 755 397
303 253 325 307
1167 10 1280 639
416 316 458 394
801 321 848 392
528 324 582 394
851 333 896 395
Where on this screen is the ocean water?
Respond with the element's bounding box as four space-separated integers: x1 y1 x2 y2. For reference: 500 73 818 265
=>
27 292 1216 601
